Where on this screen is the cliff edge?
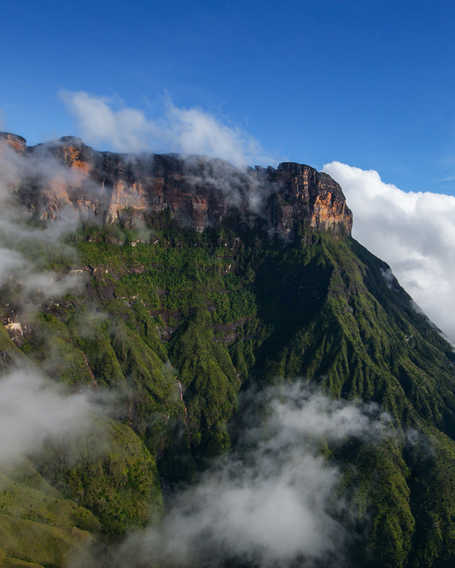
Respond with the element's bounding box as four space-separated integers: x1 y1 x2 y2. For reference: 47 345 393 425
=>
0 132 353 238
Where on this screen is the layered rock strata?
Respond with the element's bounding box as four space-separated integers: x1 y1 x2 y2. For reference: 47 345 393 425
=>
0 132 353 238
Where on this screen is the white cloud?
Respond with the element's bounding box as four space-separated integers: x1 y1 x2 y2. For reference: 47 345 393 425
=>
166 103 267 167
60 91 159 153
0 143 115 474
323 161 455 342
61 91 271 167
106 385 388 568
0 367 97 466
0 141 85 312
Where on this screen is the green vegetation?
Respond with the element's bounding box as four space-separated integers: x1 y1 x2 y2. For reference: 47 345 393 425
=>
2 220 455 566
0 463 94 567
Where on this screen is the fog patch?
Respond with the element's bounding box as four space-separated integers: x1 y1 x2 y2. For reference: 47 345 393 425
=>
0 366 100 467
0 142 87 316
76 384 390 568
380 267 396 289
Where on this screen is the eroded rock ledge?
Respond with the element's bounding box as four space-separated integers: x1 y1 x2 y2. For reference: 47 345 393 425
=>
0 132 353 238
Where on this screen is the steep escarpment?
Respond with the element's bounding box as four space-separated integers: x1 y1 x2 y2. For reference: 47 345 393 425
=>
1 132 455 567
0 132 352 238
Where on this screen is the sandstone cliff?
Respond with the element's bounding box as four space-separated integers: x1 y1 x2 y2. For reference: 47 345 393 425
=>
0 132 352 238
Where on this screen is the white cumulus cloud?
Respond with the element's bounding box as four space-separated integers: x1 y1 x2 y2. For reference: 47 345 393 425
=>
61 91 271 167
323 161 455 342
60 91 160 153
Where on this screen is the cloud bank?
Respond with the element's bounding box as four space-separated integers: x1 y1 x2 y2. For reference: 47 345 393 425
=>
98 385 389 568
324 161 455 342
61 91 272 167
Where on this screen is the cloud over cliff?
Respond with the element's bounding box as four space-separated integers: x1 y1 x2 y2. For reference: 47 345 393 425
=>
0 367 99 467
0 142 84 313
61 91 271 167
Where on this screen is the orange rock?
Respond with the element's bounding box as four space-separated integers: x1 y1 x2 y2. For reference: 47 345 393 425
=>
63 145 91 175
0 132 26 153
6 134 353 239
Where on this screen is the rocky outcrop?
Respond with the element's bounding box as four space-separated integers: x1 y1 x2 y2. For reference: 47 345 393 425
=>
263 162 352 236
1 133 353 238
0 132 26 153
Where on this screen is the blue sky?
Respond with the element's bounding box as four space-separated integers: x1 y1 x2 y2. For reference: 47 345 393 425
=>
2 0 455 193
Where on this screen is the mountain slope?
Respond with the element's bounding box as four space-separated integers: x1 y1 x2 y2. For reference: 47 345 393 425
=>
0 133 455 567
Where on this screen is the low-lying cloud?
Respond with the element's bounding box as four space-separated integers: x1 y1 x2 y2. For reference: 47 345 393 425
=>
0 141 85 313
61 90 272 167
0 137 106 467
0 366 98 467
93 385 389 568
324 161 455 342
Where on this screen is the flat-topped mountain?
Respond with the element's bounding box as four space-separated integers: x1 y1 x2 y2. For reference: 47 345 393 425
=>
0 132 352 238
2 131 455 568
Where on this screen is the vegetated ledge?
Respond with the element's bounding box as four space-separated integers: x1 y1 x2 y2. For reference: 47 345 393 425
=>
0 131 353 239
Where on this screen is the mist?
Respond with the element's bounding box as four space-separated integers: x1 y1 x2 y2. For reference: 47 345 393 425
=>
0 138 107 470
0 139 92 318
0 366 100 467
74 384 390 568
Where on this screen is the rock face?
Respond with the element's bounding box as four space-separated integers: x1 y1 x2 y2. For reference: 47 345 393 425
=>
0 132 26 153
264 162 352 237
1 133 353 238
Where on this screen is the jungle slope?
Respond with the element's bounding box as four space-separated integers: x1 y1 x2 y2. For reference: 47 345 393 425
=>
0 134 455 567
